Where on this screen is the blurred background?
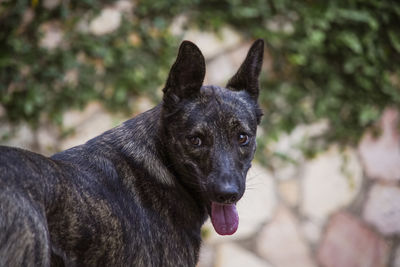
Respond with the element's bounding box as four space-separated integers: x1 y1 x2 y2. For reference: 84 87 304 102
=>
1 0 400 266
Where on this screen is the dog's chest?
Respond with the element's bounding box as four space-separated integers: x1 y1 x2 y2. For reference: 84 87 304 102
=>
49 186 201 266
121 207 201 266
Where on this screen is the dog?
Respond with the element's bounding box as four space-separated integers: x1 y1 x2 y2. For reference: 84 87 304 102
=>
0 39 264 266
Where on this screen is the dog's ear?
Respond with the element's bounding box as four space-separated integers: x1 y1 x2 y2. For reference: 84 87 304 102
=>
163 41 205 106
226 39 264 100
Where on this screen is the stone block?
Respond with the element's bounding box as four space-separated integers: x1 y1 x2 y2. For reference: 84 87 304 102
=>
89 8 121 36
301 146 363 222
257 206 316 267
318 212 389 267
278 179 299 207
215 243 271 267
363 184 400 235
359 108 400 181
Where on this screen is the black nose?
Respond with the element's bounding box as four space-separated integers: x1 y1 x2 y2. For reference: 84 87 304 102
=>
214 184 240 204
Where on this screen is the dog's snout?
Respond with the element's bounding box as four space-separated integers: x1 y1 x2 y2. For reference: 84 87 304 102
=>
214 183 240 204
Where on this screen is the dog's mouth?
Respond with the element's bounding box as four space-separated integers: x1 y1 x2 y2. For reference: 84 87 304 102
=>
210 202 239 235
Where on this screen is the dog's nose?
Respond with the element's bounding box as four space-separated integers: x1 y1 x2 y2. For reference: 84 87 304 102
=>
214 184 239 204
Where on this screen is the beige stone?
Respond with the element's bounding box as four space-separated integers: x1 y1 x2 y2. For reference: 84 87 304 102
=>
269 120 329 180
89 8 121 36
257 206 316 267
318 212 389 267
301 146 363 222
278 179 299 206
115 0 135 14
39 22 63 50
359 108 400 181
266 15 295 34
62 102 104 129
131 96 155 115
0 123 35 151
169 15 188 36
206 42 259 86
43 0 61 10
215 243 271 267
0 121 58 155
206 54 237 85
301 219 322 244
60 102 118 150
63 69 78 87
197 243 215 267
363 184 400 235
37 123 59 156
183 27 242 59
60 112 114 150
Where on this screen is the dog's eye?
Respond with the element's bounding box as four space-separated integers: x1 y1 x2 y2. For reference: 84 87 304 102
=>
188 136 202 147
238 134 249 146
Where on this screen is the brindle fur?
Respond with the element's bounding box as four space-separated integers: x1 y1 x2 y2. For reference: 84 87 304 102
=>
0 39 264 266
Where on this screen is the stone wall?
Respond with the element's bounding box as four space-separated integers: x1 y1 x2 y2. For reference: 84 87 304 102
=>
1 29 399 267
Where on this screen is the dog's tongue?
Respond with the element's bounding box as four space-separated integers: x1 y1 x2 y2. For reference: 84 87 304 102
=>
210 202 239 235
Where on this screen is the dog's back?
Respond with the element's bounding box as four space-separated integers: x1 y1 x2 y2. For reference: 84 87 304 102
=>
0 146 60 266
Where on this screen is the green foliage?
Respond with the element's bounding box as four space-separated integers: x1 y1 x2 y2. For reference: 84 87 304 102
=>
1 0 400 157
0 0 179 127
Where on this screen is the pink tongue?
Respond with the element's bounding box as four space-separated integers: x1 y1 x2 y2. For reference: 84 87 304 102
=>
211 202 239 235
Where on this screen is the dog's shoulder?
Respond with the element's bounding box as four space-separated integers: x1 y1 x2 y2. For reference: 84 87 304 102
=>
0 145 60 182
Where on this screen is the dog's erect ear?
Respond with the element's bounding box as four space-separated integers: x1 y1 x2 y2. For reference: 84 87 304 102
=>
226 39 264 100
163 41 205 104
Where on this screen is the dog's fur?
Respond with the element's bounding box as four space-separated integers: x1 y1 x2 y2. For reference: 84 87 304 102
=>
0 39 264 266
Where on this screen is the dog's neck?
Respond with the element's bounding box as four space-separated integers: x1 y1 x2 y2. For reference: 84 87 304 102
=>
111 105 176 186
97 105 208 226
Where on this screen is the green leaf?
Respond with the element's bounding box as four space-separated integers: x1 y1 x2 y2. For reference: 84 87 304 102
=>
337 32 363 53
309 30 325 46
288 53 306 65
359 106 379 126
388 30 400 53
336 9 379 30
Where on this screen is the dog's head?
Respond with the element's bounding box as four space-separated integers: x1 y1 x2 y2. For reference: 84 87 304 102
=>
161 40 264 235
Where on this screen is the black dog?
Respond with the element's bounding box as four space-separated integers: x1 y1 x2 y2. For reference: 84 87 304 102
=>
0 39 264 266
